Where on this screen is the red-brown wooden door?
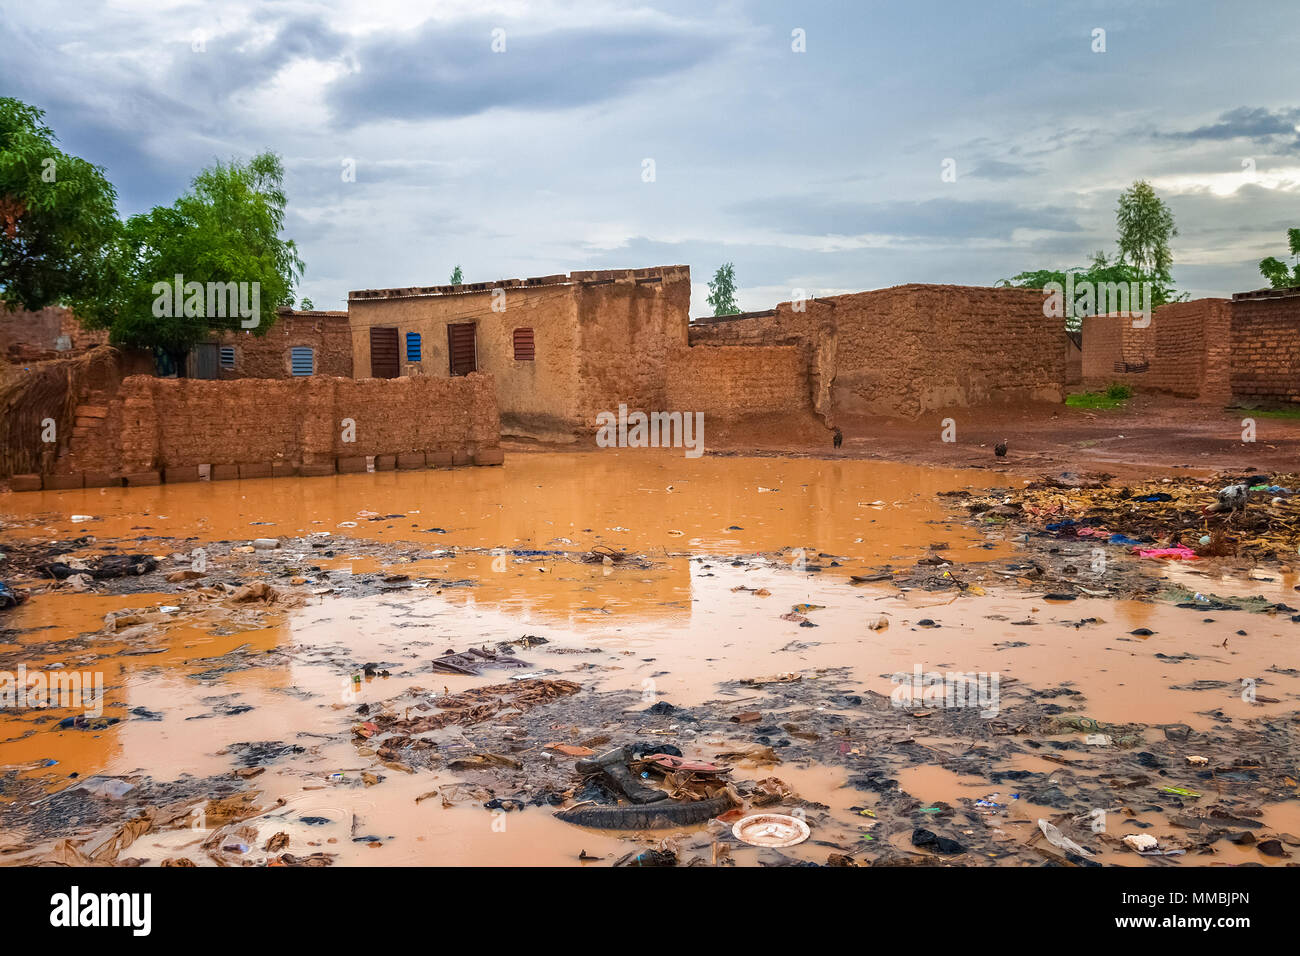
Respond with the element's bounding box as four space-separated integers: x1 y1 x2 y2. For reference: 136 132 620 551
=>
447 323 477 375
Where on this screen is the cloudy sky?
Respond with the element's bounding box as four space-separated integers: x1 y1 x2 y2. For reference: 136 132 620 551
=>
3 0 1298 313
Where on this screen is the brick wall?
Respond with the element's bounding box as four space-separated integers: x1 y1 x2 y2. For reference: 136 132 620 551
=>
1082 299 1231 399
213 310 353 379
665 345 810 418
348 266 690 440
1065 332 1082 386
1 304 108 362
65 371 499 478
1231 293 1300 403
572 272 690 428
692 285 1061 420
1081 313 1153 388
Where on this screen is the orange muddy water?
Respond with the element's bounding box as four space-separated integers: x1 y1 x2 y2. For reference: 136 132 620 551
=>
1 451 1297 866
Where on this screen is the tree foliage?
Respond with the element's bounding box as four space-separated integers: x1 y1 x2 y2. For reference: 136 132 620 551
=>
450 264 463 285
706 262 740 316
0 98 121 322
999 252 1183 332
1259 228 1300 289
1115 179 1177 280
96 151 304 356
1000 181 1185 328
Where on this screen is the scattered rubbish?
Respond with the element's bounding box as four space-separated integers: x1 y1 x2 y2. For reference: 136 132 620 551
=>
1123 833 1159 852
1036 819 1094 858
912 828 965 854
0 580 21 609
430 646 532 676
545 743 596 757
732 813 810 848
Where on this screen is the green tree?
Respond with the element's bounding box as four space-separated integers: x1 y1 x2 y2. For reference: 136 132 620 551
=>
450 264 463 285
706 262 740 315
0 98 122 324
1259 228 1300 289
1115 179 1177 280
93 151 304 366
998 251 1183 331
1000 183 1186 329
299 296 314 310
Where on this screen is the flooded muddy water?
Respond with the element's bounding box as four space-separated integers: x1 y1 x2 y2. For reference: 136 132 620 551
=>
2 452 1297 866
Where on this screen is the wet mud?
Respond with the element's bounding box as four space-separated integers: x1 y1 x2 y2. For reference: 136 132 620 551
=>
1 451 1297 866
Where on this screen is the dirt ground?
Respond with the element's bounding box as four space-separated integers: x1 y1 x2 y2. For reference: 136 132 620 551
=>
1 400 1299 868
595 393 1300 479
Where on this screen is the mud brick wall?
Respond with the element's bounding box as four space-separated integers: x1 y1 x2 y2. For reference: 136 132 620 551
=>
1231 294 1300 404
1150 300 1231 399
665 345 810 418
1081 313 1152 388
2 304 108 362
572 271 690 428
98 372 500 474
1083 300 1231 399
815 285 1062 419
349 266 690 441
214 311 353 379
689 306 832 422
1064 333 1082 386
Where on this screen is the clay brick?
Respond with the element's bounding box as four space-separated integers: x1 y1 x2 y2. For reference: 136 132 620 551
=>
397 452 426 470
452 450 471 466
10 474 42 492
272 463 298 478
124 472 161 486
36 356 503 483
337 456 367 474
83 472 122 488
44 473 84 490
473 447 505 466
74 405 108 418
239 462 272 479
165 466 201 483
300 461 335 477
427 451 454 467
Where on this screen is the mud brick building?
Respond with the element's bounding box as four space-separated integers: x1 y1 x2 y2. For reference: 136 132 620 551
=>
347 266 691 441
0 303 108 363
1081 300 1233 401
1080 291 1300 405
207 307 353 379
688 284 1065 422
1229 288 1300 404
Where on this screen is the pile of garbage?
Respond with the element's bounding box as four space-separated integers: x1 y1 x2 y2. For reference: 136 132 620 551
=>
953 472 1300 562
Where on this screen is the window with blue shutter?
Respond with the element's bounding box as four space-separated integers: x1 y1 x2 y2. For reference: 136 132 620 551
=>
219 346 236 369
290 347 315 376
406 332 421 362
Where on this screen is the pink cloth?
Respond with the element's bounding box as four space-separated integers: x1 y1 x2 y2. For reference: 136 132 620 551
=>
1135 546 1197 560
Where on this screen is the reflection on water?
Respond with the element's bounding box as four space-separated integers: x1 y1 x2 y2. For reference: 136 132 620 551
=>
2 451 1297 866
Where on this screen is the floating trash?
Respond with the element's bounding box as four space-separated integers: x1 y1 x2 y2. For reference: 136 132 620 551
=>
732 813 810 848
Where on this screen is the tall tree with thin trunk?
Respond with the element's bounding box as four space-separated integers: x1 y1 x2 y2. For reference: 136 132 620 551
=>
706 262 740 316
1115 180 1177 280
